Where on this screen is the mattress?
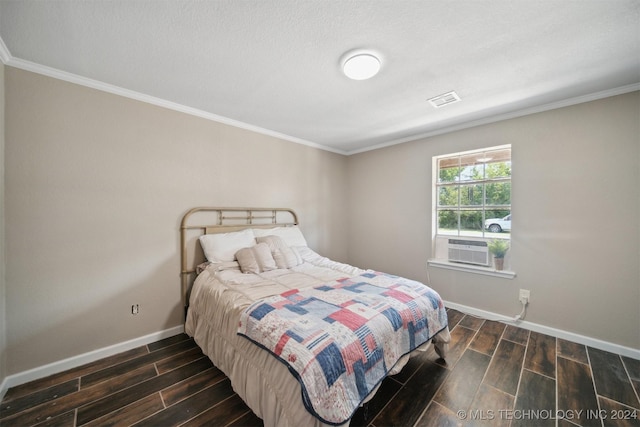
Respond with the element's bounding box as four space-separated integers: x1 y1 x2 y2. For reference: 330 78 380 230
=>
185 246 450 427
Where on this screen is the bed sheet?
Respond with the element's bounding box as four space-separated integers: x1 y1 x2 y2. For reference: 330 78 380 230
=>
185 247 450 427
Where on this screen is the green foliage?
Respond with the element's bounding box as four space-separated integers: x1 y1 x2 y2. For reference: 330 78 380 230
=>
437 160 511 231
488 239 509 258
439 166 460 182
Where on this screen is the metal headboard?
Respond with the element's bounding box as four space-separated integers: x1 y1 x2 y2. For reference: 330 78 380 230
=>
179 207 299 315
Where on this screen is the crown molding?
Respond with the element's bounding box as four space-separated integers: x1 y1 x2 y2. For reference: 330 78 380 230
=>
346 83 640 155
1 35 636 157
0 44 347 156
0 36 10 64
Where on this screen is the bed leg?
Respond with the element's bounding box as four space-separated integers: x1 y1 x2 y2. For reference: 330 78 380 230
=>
433 340 449 360
432 328 451 360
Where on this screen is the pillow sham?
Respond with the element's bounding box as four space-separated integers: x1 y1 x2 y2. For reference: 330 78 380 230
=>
256 235 303 269
252 226 308 247
199 229 256 262
235 243 277 274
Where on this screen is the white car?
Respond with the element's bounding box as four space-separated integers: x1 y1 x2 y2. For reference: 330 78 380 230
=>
485 214 511 233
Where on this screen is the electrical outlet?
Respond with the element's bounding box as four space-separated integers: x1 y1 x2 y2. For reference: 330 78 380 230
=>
519 289 530 304
132 304 140 315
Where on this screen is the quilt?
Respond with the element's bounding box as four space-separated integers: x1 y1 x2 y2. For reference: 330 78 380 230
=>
237 271 448 425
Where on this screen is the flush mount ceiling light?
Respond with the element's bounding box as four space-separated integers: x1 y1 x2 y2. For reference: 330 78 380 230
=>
342 52 381 80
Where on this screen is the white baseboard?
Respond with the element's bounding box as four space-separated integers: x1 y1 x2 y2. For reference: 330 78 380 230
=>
0 325 185 401
444 300 640 361
3 305 638 401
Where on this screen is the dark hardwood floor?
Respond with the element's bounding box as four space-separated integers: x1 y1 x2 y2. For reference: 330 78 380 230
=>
2 308 639 427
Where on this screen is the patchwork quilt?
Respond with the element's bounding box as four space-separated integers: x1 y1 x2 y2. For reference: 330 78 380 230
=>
237 271 448 425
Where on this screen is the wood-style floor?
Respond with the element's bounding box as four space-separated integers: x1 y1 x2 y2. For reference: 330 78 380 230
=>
2 308 639 427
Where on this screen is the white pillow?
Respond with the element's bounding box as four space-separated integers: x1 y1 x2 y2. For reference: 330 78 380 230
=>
199 229 256 262
252 226 308 247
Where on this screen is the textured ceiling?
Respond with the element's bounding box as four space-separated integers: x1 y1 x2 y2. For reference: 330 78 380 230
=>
0 0 639 154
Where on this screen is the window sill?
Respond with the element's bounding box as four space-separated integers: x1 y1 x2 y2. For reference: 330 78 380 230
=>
427 259 516 279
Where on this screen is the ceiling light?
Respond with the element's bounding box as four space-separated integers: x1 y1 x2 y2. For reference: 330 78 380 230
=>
342 53 381 80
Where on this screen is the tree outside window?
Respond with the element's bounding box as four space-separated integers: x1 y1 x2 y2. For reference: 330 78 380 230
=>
435 146 511 238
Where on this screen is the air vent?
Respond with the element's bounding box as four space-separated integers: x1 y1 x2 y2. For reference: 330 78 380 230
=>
428 91 461 108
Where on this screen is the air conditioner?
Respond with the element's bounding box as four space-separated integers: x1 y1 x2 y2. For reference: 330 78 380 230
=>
448 239 489 266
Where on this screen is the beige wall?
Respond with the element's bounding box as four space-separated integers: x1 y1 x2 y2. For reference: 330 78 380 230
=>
3 65 639 379
1 63 6 387
347 92 640 350
4 67 348 375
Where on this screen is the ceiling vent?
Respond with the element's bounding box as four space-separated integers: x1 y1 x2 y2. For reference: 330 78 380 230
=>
428 91 461 108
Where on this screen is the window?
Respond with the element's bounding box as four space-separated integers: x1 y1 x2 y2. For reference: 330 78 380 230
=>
435 145 511 239
431 145 513 275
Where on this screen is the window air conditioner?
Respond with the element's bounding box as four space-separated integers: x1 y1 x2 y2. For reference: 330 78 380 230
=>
448 239 489 266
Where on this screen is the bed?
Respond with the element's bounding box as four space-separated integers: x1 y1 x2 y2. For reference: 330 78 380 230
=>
181 207 450 427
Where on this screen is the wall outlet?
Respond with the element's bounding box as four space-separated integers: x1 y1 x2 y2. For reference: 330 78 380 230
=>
519 289 530 304
131 304 140 315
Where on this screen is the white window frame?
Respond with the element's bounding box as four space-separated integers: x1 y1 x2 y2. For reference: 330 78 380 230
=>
429 145 515 277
